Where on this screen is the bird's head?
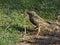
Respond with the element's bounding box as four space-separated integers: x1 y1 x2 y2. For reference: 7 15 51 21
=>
27 11 36 16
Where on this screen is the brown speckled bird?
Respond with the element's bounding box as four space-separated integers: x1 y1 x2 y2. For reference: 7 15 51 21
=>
27 11 50 36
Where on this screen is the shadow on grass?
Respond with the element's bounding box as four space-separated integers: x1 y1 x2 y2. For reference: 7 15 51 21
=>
0 23 36 35
26 30 60 45
29 36 60 45
10 24 36 34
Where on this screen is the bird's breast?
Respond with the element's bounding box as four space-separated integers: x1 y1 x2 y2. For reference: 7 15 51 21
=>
29 17 40 27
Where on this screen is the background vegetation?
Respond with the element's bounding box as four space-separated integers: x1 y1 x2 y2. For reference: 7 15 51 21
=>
0 0 60 45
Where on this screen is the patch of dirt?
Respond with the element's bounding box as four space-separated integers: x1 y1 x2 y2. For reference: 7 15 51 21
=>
16 32 60 45
16 16 60 45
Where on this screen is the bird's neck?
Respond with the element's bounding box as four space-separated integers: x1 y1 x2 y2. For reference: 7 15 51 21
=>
29 16 33 18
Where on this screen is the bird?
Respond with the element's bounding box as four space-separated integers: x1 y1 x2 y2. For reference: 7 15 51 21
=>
27 11 50 36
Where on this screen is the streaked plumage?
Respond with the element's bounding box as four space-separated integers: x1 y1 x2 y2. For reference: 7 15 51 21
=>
27 11 50 36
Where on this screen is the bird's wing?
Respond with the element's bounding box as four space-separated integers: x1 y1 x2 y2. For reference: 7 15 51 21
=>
33 15 48 26
34 15 45 21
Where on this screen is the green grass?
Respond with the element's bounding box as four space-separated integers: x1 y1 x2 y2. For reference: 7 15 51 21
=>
0 8 31 45
0 0 60 45
0 27 20 45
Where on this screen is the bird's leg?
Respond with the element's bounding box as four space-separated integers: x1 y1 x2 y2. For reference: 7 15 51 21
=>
22 25 27 40
36 26 41 36
24 26 27 35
